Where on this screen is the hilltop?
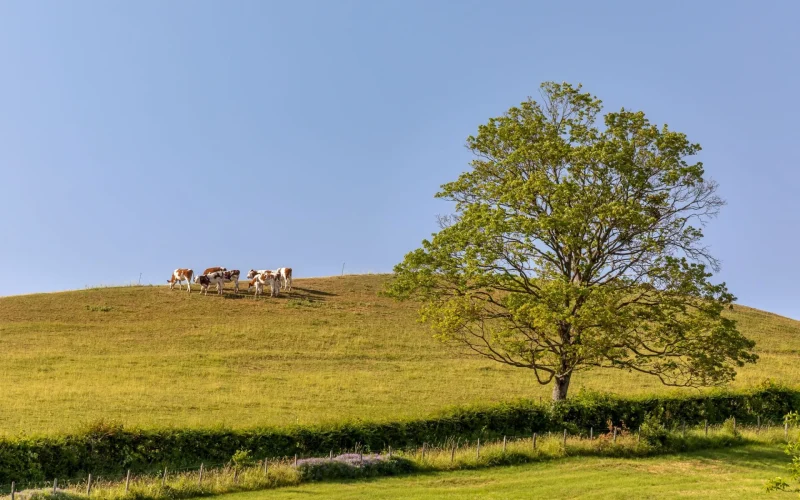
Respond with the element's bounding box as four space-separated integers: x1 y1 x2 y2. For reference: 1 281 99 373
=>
0 274 797 436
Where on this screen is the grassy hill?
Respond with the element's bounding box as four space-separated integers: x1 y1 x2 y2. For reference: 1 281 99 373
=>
0 274 798 436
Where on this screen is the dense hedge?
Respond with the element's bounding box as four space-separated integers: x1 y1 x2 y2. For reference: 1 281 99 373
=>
1 385 797 483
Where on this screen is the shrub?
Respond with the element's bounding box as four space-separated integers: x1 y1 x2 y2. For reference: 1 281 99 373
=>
639 413 669 447
0 385 796 483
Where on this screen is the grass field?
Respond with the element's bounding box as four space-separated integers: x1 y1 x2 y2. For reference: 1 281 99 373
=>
0 274 799 436
210 445 791 499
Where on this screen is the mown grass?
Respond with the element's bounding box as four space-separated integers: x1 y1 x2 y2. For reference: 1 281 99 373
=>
0 275 798 435
210 445 790 499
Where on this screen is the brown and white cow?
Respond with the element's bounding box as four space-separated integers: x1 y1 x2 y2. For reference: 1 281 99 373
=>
222 270 241 293
203 266 226 275
167 268 194 293
194 271 225 295
249 271 280 298
247 269 269 280
274 267 292 291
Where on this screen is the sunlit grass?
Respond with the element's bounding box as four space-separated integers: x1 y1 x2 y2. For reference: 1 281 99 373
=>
0 275 798 435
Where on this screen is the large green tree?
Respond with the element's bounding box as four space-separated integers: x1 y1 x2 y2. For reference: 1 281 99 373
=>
388 82 757 401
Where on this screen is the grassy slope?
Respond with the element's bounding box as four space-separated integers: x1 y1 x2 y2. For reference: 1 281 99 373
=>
211 445 789 499
0 274 798 436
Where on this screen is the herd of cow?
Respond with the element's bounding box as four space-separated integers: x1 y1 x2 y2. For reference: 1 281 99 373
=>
167 267 293 297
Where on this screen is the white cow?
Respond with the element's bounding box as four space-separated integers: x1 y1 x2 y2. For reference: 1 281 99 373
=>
194 271 225 295
167 268 194 293
250 271 280 298
273 267 293 291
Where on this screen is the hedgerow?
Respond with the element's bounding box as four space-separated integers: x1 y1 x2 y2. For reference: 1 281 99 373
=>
1 384 796 483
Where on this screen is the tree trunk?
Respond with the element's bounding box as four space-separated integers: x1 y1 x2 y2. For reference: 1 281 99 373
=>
551 373 572 401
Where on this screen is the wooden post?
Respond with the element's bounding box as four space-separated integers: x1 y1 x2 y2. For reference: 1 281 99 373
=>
53 478 58 494
388 446 392 459
199 463 204 484
450 444 456 463
533 433 537 450
613 427 617 443
10 481 15 500
563 429 567 447
294 454 298 467
704 419 708 437
125 470 130 493
733 416 736 433
476 438 480 459
637 426 641 444
263 459 267 476
503 436 507 453
590 427 593 440
682 421 686 437
421 443 426 461
86 474 92 496
329 450 333 459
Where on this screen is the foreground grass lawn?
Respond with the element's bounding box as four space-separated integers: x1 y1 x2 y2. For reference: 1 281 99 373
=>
212 445 790 499
1 275 799 435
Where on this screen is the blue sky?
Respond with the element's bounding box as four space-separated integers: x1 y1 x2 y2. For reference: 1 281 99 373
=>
1 1 798 318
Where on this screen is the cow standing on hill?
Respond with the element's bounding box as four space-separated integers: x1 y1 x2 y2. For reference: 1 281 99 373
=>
167 269 194 293
222 270 241 293
274 267 292 291
194 271 225 295
249 271 280 298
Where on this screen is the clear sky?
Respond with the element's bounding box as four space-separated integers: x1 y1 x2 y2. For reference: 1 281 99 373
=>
1 1 798 318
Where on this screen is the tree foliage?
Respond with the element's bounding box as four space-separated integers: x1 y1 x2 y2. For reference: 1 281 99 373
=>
388 82 757 400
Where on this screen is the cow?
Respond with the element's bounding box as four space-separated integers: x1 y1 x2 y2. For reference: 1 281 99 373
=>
247 269 270 280
194 271 225 295
167 268 194 293
222 270 241 293
274 267 293 291
203 266 226 275
249 271 280 298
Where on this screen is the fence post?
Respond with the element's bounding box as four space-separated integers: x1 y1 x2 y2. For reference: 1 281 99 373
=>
329 450 333 459
682 421 686 437
11 481 15 500
294 454 298 467
199 463 204 485
733 416 736 433
637 426 641 444
590 427 593 441
613 427 617 443
451 444 456 463
476 438 480 459
125 470 130 493
263 459 267 476
421 443 426 461
503 436 507 453
563 429 567 447
86 474 93 496
53 478 58 494
533 433 537 450
388 446 392 459
162 467 168 486
704 419 708 437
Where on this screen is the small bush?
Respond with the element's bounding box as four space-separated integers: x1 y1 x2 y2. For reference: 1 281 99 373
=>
639 413 669 447
764 476 790 492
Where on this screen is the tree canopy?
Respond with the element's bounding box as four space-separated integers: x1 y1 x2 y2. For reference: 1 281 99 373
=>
387 82 757 401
